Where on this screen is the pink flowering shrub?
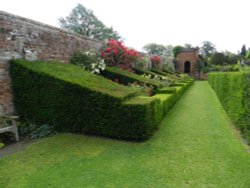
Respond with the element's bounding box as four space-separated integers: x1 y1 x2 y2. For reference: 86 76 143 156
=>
101 39 140 71
150 55 161 63
150 55 162 69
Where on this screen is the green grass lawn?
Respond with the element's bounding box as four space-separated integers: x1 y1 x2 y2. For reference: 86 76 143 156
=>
1 81 250 187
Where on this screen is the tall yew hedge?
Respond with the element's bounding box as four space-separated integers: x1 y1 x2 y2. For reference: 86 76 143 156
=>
208 72 250 143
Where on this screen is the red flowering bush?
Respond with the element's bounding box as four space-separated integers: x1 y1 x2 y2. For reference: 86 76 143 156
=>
101 39 140 71
150 55 162 69
150 55 161 64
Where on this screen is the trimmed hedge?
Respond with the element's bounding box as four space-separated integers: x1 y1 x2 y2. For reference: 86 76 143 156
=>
150 68 169 76
10 60 159 140
208 72 250 143
152 79 194 115
133 68 165 78
10 60 193 141
101 67 163 90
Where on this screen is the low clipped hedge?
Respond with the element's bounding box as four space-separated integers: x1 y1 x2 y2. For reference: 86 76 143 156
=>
10 60 162 140
101 67 163 90
208 72 250 143
150 68 169 76
133 68 165 78
152 79 194 115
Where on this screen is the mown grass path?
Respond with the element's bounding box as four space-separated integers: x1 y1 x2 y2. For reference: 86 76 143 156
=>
0 81 250 187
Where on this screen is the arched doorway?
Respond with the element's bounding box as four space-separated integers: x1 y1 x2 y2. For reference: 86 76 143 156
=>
184 61 191 73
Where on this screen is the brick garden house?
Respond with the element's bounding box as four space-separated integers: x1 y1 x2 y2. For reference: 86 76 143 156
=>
175 48 200 77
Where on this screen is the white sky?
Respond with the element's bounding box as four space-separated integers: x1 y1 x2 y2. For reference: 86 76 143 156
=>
1 0 250 53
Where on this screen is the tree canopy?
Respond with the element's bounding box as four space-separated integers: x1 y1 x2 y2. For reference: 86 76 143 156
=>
200 41 216 57
209 53 227 65
173 46 184 58
240 44 247 56
142 43 169 56
59 4 120 41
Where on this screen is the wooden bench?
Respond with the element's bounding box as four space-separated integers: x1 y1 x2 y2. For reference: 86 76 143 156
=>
0 116 19 141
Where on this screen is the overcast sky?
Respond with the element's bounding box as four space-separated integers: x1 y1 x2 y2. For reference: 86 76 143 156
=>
1 0 250 53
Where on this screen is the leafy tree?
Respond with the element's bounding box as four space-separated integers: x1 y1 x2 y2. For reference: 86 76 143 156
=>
246 50 250 59
200 41 216 57
210 53 227 65
143 43 168 56
240 44 247 56
173 46 184 58
223 51 240 65
184 43 193 48
59 4 120 41
164 45 174 57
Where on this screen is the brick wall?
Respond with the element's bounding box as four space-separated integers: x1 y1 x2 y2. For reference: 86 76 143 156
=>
175 48 199 76
0 11 104 115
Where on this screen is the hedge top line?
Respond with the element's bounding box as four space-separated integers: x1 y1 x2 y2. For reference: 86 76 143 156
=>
11 59 138 99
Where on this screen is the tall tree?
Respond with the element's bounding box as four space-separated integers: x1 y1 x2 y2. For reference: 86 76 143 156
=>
59 4 120 41
200 41 216 57
184 43 193 48
173 45 184 58
210 53 227 65
240 44 247 56
246 50 250 59
165 45 174 57
143 43 168 56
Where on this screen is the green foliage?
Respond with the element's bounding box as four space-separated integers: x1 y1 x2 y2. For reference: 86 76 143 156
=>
19 122 56 139
70 51 106 74
197 60 209 73
200 41 216 57
162 56 175 73
133 55 150 70
127 82 153 96
223 51 241 65
10 59 190 141
208 72 250 143
209 52 228 65
240 44 247 56
173 46 184 58
209 64 240 72
143 43 169 56
246 50 250 59
0 142 4 149
101 66 163 91
59 4 120 41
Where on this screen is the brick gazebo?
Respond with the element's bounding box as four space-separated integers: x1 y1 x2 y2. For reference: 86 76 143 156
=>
175 48 199 77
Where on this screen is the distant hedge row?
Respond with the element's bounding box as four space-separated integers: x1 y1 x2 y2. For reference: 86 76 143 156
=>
101 67 163 90
208 72 250 143
10 60 193 141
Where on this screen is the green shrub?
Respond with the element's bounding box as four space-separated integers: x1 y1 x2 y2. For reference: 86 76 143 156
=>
0 142 4 149
208 72 250 143
209 64 240 72
101 66 163 91
158 87 177 94
70 51 106 74
150 68 169 76
10 59 163 141
19 122 56 139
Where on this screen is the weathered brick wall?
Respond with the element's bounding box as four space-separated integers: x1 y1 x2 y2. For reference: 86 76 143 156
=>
0 11 104 115
176 49 199 76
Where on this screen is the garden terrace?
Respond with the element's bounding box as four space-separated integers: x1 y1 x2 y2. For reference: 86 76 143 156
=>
10 60 193 141
101 67 163 90
150 68 170 76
